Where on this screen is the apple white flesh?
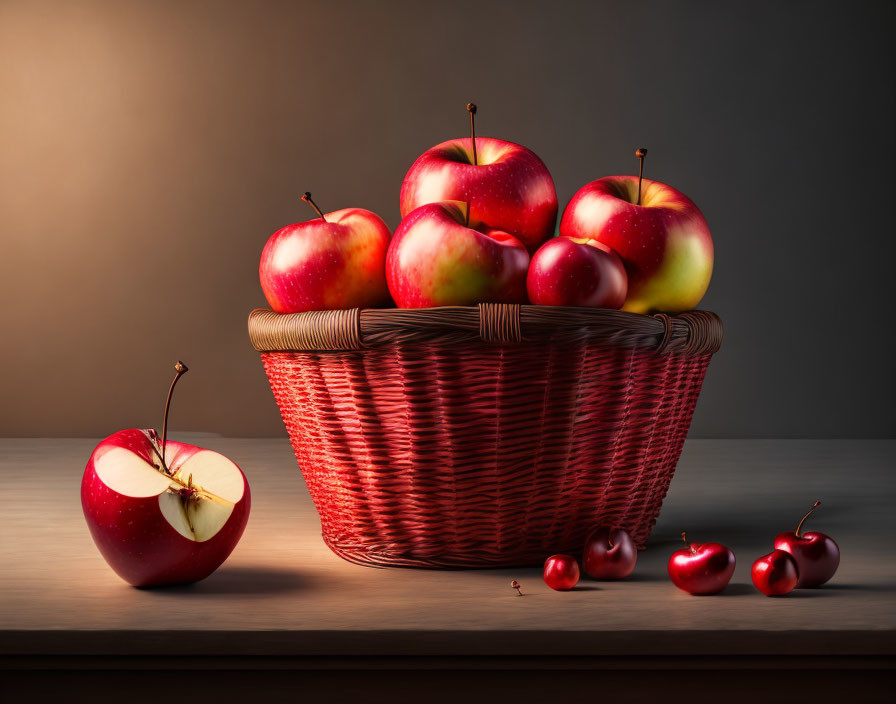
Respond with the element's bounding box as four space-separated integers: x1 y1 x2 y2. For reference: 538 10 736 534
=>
94 444 243 541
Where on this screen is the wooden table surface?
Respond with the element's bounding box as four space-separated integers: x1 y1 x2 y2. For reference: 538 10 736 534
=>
1 438 894 662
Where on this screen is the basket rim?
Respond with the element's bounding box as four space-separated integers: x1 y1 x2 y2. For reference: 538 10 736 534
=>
248 304 722 356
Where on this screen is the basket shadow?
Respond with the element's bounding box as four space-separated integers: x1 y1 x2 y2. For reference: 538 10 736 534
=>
649 503 854 550
142 565 311 596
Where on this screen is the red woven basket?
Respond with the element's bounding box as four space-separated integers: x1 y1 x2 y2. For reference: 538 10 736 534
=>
248 303 722 568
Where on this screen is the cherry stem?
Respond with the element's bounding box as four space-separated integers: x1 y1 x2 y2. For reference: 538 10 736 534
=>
301 192 326 221
467 103 478 166
682 531 696 554
636 148 648 205
160 361 188 472
795 500 821 537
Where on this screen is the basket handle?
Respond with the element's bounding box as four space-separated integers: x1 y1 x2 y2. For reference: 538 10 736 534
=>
248 308 362 351
249 306 722 355
478 303 522 343
653 313 674 354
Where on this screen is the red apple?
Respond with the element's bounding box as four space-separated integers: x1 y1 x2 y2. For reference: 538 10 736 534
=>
668 532 736 595
559 149 713 314
400 103 557 253
582 526 637 579
543 554 580 591
527 236 627 308
751 549 799 596
386 201 529 308
774 501 840 588
81 363 250 587
259 192 390 313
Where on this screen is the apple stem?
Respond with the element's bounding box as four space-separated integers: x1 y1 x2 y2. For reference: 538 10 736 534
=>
160 361 189 472
636 148 648 205
301 192 326 221
682 531 696 554
795 500 822 538
467 103 478 166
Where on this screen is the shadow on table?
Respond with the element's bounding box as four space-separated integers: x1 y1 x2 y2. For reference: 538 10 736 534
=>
142 565 310 596
614 571 667 583
707 583 753 597
711 582 894 598
817 582 895 593
650 502 854 549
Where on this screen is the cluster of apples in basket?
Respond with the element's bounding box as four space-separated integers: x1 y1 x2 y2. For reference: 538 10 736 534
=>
539 502 839 597
259 104 714 315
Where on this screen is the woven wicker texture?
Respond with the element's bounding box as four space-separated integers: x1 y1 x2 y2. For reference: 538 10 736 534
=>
250 304 721 568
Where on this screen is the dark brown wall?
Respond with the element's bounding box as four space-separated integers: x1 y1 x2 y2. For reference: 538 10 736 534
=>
1 0 893 438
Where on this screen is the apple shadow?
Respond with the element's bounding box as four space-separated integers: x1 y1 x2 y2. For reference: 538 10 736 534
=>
712 584 841 598
578 573 666 585
778 589 835 598
615 572 667 583
711 583 755 597
817 583 895 593
143 565 310 596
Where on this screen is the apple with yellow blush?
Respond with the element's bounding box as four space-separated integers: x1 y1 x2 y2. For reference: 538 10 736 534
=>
259 192 390 314
386 201 529 308
559 149 713 314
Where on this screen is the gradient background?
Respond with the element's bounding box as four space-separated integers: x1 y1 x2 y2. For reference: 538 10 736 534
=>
1 0 893 438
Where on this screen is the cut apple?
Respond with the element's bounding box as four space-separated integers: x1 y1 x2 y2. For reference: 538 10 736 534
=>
94 444 245 542
82 363 251 587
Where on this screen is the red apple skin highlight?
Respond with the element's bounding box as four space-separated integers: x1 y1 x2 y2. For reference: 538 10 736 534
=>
259 207 390 314
560 175 713 314
400 137 558 253
386 201 529 308
527 236 628 308
81 429 251 587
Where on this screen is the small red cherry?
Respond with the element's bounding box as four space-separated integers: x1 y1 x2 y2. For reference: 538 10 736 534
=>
751 549 799 596
668 532 736 595
583 526 638 580
773 501 840 588
543 554 579 591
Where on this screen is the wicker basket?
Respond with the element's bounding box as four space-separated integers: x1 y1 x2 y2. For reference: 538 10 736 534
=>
248 303 722 568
